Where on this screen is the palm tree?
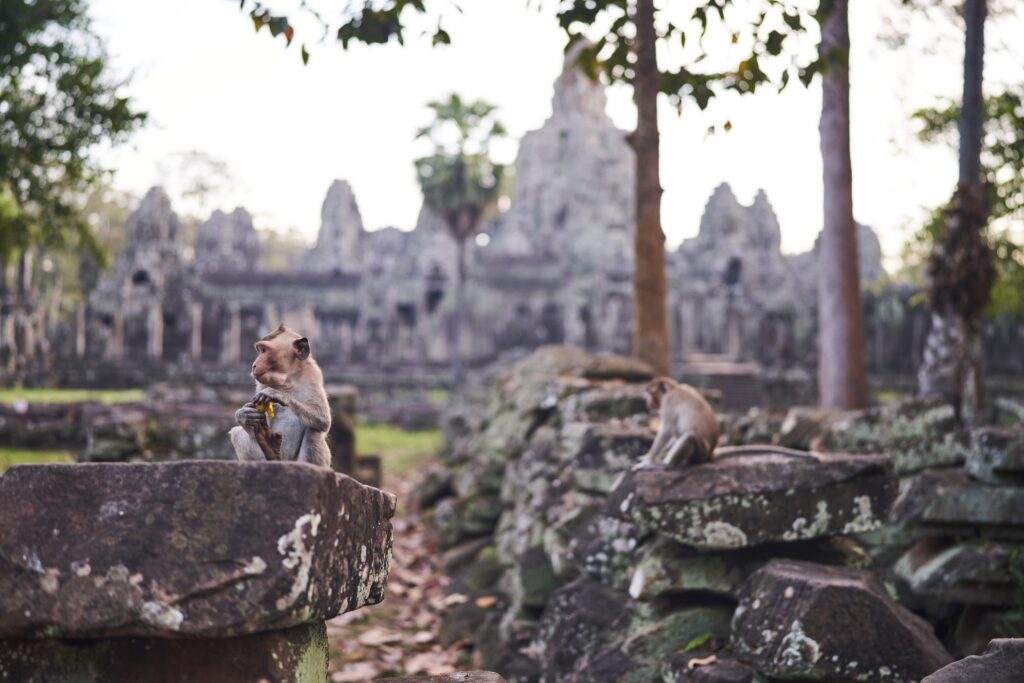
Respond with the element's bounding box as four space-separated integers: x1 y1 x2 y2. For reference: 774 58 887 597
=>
414 94 506 386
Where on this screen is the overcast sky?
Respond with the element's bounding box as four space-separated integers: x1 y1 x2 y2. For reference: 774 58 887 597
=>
89 0 1022 267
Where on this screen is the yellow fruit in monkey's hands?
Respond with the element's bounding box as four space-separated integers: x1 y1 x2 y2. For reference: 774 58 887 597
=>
255 401 275 418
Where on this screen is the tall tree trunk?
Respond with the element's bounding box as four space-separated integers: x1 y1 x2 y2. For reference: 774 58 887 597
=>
630 0 670 375
918 0 992 425
817 0 868 409
451 237 466 387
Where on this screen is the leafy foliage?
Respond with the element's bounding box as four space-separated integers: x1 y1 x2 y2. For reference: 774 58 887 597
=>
555 0 824 115
414 94 505 244
0 0 145 264
238 0 450 63
910 90 1024 318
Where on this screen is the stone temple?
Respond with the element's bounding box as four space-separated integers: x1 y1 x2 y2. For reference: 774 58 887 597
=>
60 50 1019 388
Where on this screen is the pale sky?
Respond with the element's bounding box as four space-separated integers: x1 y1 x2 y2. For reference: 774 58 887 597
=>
89 0 1022 267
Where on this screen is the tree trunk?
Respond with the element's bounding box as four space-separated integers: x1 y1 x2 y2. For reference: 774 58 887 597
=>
816 0 868 409
630 0 670 375
917 0 991 425
451 237 467 387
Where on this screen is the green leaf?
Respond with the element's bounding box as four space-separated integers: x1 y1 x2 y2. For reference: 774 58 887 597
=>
300 44 309 65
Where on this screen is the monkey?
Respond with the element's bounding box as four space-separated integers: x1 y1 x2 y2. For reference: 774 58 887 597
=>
229 324 332 468
637 376 720 468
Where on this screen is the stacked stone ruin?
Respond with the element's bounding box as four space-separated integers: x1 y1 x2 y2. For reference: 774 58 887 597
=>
0 461 395 682
422 347 1023 682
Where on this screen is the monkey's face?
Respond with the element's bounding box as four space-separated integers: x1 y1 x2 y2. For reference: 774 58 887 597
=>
251 325 311 387
644 377 676 413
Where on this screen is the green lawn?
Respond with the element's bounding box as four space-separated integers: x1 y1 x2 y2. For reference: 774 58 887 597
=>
0 448 74 473
0 388 146 405
357 423 441 479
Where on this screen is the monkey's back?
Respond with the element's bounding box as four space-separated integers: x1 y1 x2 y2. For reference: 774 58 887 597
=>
670 383 720 453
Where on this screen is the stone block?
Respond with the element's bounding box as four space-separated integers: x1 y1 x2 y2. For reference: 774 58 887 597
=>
895 539 1014 606
922 638 1024 683
892 469 1024 538
0 621 328 683
732 560 951 682
966 427 1024 485
0 462 394 638
607 448 896 549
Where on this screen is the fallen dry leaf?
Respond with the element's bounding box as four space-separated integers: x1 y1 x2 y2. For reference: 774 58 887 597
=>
474 595 498 609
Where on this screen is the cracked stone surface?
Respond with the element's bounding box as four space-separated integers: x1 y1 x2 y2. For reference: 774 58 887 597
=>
891 468 1024 537
732 560 952 682
606 448 896 549
0 461 395 638
0 622 328 683
922 639 1024 683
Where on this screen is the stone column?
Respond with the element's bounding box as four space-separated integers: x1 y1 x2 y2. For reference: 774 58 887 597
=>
190 302 203 362
108 310 124 360
339 320 353 362
74 303 86 358
147 305 164 360
725 306 742 360
223 304 241 364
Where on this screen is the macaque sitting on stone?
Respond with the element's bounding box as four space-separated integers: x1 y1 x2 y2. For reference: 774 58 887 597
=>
637 376 720 468
229 324 332 468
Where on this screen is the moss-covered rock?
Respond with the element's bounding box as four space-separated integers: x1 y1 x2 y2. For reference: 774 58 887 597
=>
607 449 896 550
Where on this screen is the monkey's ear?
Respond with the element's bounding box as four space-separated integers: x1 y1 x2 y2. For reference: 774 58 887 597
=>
658 378 670 392
293 337 310 360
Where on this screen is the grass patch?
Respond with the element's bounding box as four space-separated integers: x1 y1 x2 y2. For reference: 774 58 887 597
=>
0 388 146 405
357 423 441 479
0 448 74 473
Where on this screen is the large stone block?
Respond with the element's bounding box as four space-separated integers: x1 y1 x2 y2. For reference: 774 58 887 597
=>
732 560 951 682
892 468 1024 538
895 539 1014 606
607 448 896 549
820 397 968 474
0 462 395 638
922 639 1024 683
0 622 328 683
966 427 1024 485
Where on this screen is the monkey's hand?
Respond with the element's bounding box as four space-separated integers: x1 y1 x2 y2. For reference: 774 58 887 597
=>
236 402 270 434
252 389 287 409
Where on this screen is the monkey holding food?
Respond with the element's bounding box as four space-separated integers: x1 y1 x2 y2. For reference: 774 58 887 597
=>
637 376 720 468
229 324 332 468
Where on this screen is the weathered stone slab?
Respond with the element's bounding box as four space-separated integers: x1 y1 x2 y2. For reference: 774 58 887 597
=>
820 397 969 474
536 578 626 682
0 462 394 638
561 422 652 494
0 621 328 683
628 538 754 600
577 603 734 683
376 672 507 683
922 638 1024 683
732 560 952 682
891 468 1024 538
966 427 1024 485
607 448 896 549
895 539 1014 606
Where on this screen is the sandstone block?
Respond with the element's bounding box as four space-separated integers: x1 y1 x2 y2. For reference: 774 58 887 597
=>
0 462 394 638
607 448 896 549
732 560 951 682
